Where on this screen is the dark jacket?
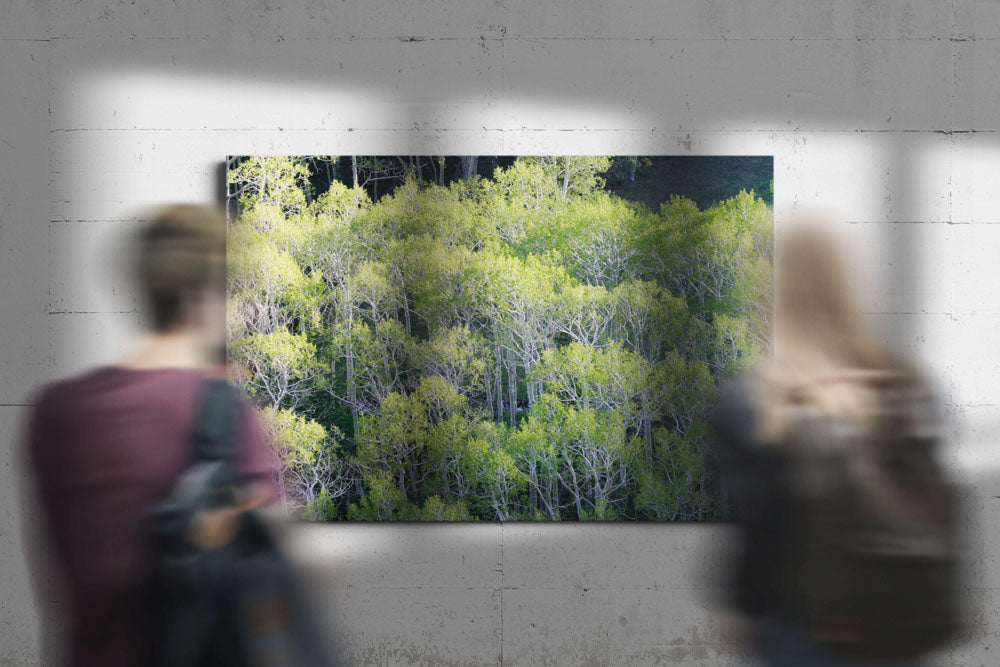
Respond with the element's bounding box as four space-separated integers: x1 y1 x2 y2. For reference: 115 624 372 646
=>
709 376 793 618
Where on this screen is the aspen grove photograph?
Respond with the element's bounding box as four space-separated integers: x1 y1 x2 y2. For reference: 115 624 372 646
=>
226 155 772 521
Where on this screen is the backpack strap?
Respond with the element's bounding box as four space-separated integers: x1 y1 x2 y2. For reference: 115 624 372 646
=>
148 379 243 550
189 378 241 464
169 378 243 510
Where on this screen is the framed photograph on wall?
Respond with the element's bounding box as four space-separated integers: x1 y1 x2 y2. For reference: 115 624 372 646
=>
226 155 772 521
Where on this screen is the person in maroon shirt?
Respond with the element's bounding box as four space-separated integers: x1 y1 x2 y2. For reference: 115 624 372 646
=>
25 204 277 666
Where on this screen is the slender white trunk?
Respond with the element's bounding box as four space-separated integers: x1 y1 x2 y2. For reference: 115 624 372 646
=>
507 354 517 427
562 156 571 197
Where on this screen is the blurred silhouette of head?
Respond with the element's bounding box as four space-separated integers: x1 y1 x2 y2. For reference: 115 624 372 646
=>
758 219 900 441
773 221 875 368
133 204 228 356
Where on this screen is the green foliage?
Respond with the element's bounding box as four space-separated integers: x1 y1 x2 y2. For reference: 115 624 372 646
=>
230 156 311 216
519 192 642 287
228 221 326 337
634 420 718 520
579 497 622 521
330 319 417 412
232 331 323 410
258 406 352 516
310 180 371 222
532 341 646 418
508 394 633 520
415 326 487 397
417 495 473 521
260 405 331 468
517 156 613 200
355 391 429 496
348 470 414 521
301 488 341 521
228 156 772 521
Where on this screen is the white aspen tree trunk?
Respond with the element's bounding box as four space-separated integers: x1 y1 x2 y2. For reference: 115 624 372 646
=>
226 156 238 219
524 361 536 406
402 295 411 334
643 415 653 462
547 477 557 518
562 156 571 198
569 466 584 517
303 159 312 205
484 361 495 422
345 314 359 436
460 156 478 180
494 342 504 423
528 463 538 514
507 353 517 427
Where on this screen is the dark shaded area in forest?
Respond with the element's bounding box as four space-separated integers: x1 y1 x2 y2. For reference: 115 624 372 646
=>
607 156 773 211
226 155 773 217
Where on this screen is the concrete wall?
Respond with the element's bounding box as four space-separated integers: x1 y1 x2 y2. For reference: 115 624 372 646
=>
2 1 999 664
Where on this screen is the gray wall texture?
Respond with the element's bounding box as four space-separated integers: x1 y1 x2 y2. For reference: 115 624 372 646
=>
2 1 1000 665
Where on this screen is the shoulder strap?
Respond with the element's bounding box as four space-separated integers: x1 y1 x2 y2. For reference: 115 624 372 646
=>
190 378 241 464
148 379 244 543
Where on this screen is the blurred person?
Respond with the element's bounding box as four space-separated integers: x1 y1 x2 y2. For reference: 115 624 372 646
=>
710 221 964 666
23 204 282 666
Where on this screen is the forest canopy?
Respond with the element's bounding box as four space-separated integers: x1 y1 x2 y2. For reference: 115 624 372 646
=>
227 155 772 521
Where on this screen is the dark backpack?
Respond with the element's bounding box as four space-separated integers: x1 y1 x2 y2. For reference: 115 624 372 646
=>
147 379 336 667
780 379 963 662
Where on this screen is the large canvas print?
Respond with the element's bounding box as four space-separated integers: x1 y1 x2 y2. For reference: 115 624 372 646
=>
226 156 772 521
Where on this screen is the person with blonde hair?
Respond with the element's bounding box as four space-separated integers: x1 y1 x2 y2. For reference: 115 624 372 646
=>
711 221 962 666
